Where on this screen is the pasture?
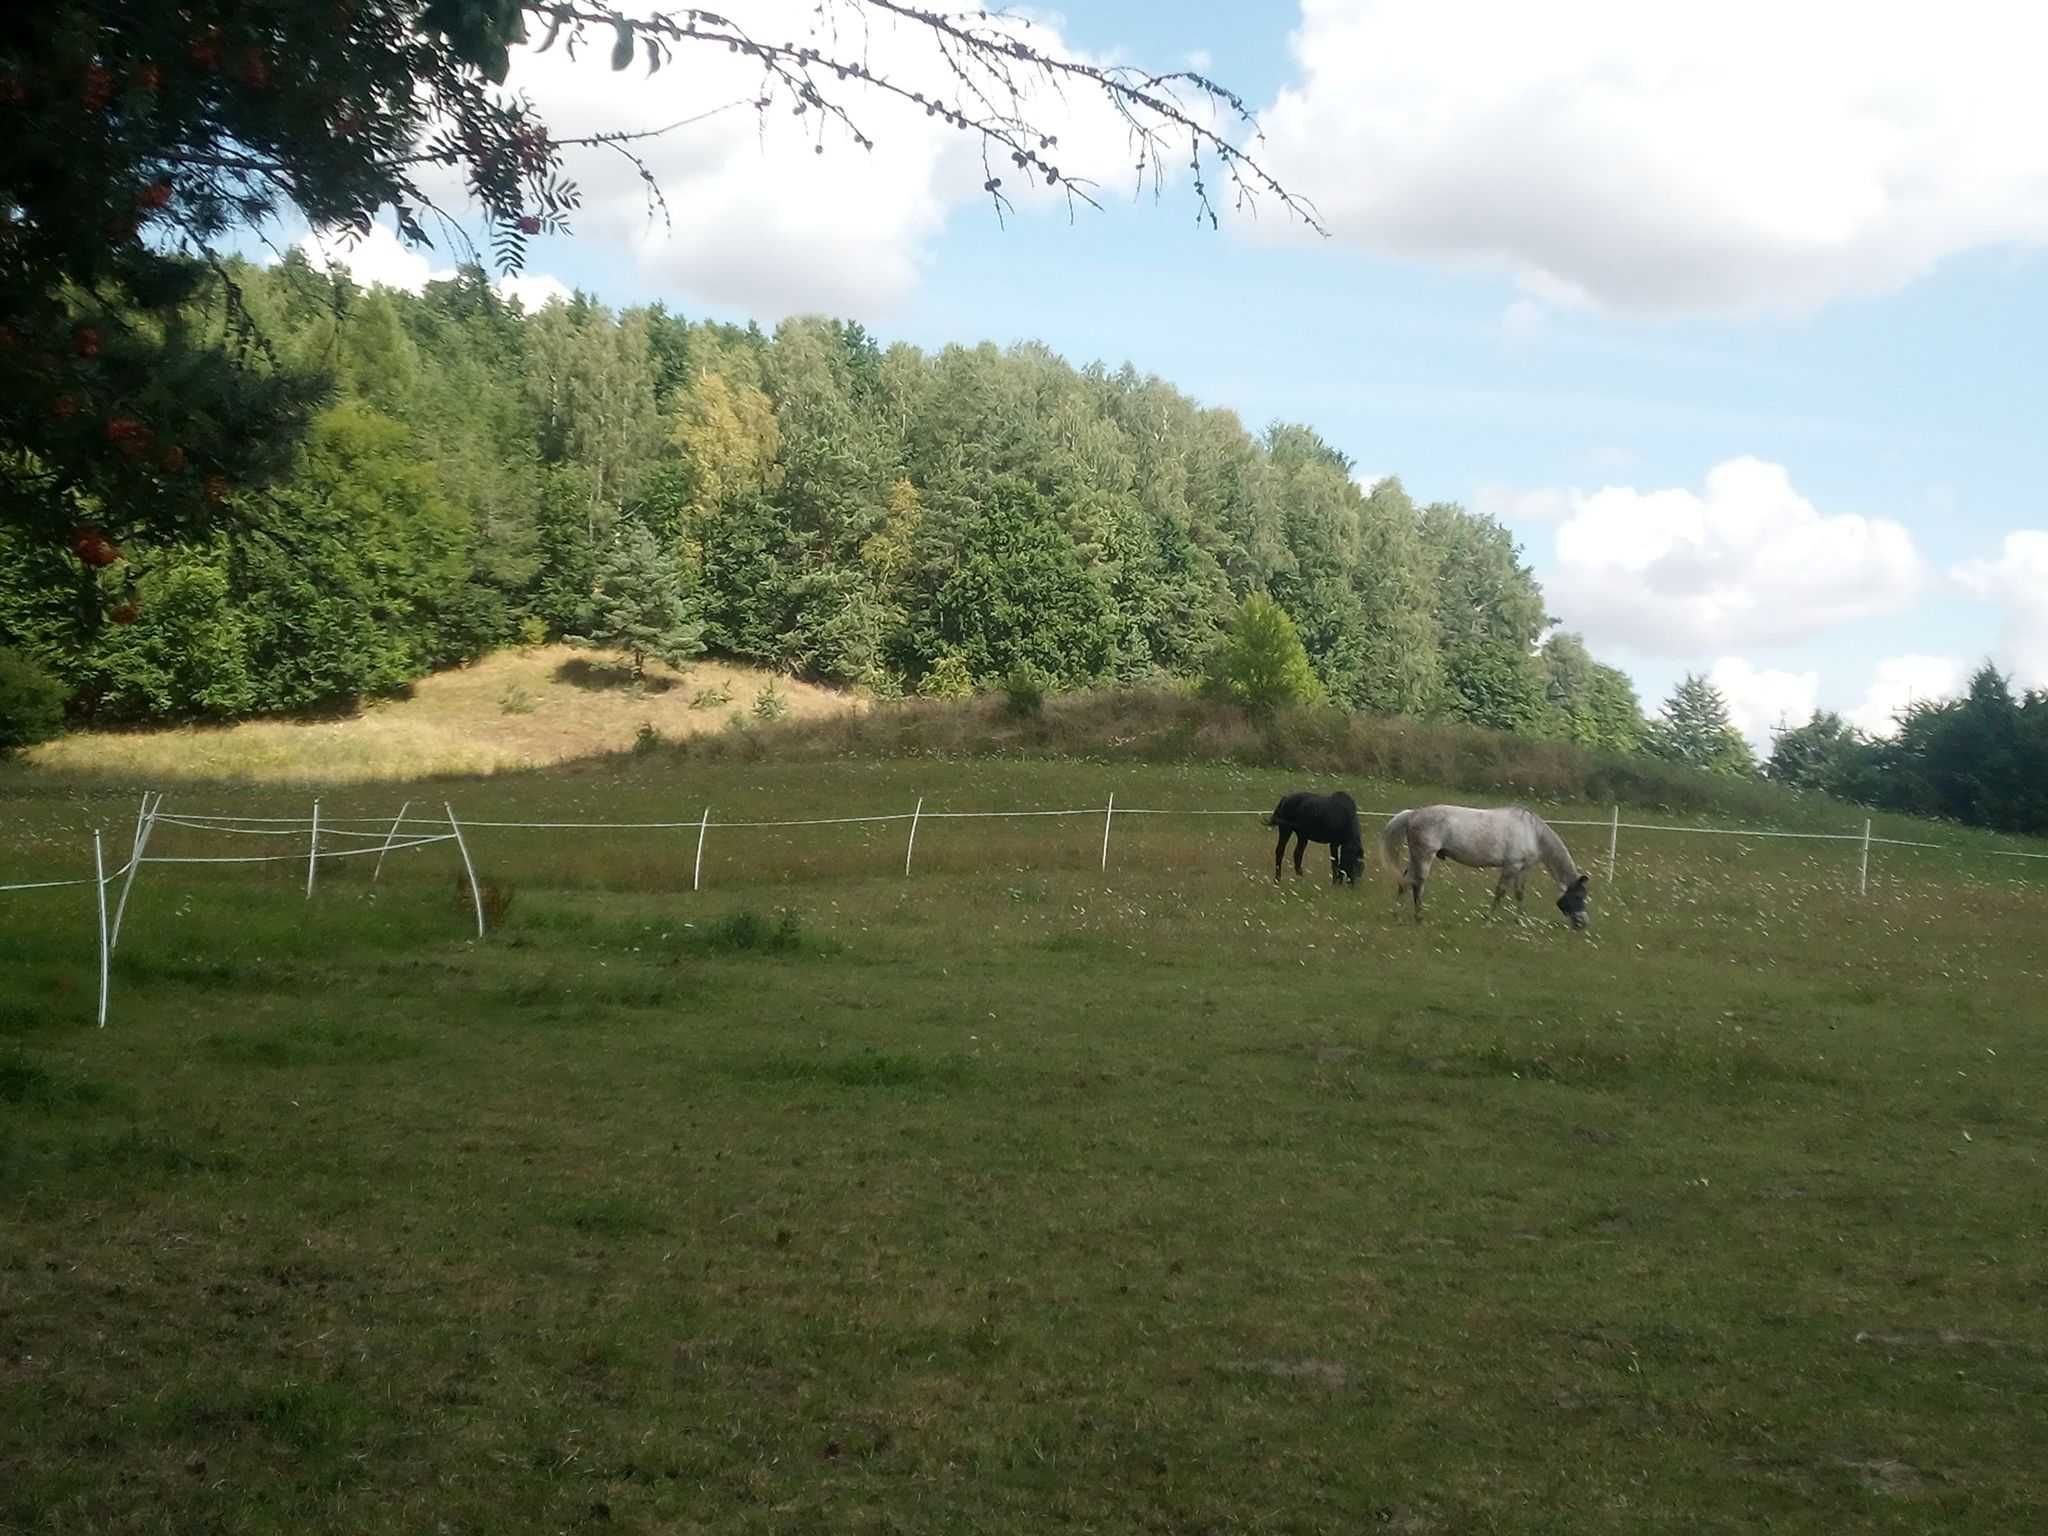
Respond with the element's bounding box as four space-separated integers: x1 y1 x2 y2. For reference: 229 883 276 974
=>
4 751 2046 1533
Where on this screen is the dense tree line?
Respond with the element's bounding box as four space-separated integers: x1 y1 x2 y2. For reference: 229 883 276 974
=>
1766 664 2048 838
0 256 1649 751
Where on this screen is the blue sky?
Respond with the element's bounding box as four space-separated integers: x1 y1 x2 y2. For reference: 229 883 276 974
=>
303 0 2048 747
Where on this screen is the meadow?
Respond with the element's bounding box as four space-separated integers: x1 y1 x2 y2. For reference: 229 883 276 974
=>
4 734 2046 1533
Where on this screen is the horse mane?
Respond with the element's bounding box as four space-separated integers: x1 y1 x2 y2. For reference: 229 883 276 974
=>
1519 808 1581 885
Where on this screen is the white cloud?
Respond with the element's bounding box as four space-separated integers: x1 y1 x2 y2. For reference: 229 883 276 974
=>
290 223 572 311
297 223 452 293
1952 531 2048 688
1256 0 2048 314
1707 658 1818 753
1848 653 1966 737
1527 456 1925 658
494 271 575 311
1472 483 1574 524
424 3 1144 319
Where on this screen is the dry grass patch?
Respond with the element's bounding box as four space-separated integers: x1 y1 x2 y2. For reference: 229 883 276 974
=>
26 647 863 784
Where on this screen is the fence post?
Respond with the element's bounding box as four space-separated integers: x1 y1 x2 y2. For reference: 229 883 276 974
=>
445 803 486 938
693 807 710 892
1606 803 1619 884
305 798 321 901
904 796 924 877
110 790 159 950
373 799 413 884
1859 818 1872 896
1100 792 1115 874
93 831 110 1029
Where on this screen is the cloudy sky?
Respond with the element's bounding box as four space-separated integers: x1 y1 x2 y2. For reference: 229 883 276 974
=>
297 0 2048 750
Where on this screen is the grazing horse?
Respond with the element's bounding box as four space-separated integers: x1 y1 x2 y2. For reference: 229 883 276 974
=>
1265 790 1366 885
1378 804 1591 927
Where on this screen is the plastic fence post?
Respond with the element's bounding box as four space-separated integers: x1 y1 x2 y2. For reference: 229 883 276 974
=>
94 831 110 1029
1606 803 1619 885
694 807 710 892
305 798 321 901
1859 818 1872 896
904 797 924 877
446 804 486 939
1101 793 1115 873
373 799 413 884
110 790 159 950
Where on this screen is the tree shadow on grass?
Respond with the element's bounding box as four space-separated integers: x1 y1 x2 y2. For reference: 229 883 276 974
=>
552 658 678 694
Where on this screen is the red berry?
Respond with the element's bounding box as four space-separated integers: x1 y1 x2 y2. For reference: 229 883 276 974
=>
238 49 271 89
133 63 162 94
137 180 173 210
203 474 231 504
71 527 120 567
518 215 541 235
189 30 223 71
160 444 186 474
111 602 140 626
74 327 102 358
106 417 152 458
83 65 115 111
50 395 79 419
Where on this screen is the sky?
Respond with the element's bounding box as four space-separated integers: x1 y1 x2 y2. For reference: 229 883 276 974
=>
292 0 2048 751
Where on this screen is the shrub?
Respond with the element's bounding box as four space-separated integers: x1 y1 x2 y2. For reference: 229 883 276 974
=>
515 615 549 651
1001 662 1047 718
498 683 537 715
918 653 974 700
1203 593 1321 714
0 648 66 753
752 681 789 722
632 721 663 754
689 682 732 710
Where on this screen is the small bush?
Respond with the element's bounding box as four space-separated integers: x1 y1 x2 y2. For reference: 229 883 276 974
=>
632 721 663 754
1203 593 1321 715
690 682 732 710
1001 662 1047 718
498 683 537 715
0 648 66 753
752 681 789 722
918 653 975 700
455 873 516 932
515 616 549 651
699 907 806 954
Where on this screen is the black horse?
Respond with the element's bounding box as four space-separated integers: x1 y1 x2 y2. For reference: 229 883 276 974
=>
1265 790 1365 885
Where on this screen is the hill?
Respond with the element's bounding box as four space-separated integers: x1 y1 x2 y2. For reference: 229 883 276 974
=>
21 646 860 784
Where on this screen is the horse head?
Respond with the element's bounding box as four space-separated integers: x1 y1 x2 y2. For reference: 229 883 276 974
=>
1336 841 1364 885
1557 873 1591 929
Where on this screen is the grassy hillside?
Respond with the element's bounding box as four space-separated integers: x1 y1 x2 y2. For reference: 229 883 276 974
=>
2 747 2044 1533
22 645 860 784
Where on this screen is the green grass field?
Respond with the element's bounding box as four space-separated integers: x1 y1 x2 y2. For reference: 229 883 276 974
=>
4 748 2046 1533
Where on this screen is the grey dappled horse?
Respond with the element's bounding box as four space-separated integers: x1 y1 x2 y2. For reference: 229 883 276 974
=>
1378 804 1592 928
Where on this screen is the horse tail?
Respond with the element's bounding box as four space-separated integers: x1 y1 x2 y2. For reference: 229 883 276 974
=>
1378 809 1410 870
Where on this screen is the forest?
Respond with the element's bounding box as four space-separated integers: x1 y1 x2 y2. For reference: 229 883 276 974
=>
5 257 2046 838
1 255 1639 738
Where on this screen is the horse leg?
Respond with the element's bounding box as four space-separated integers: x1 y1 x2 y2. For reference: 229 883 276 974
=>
1490 868 1513 916
1292 833 1307 878
1409 848 1435 922
1274 826 1288 882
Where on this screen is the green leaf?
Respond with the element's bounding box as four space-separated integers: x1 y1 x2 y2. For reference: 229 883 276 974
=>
610 21 635 71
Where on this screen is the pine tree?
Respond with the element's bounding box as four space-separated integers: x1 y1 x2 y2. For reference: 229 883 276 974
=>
1647 674 1755 776
570 523 700 680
